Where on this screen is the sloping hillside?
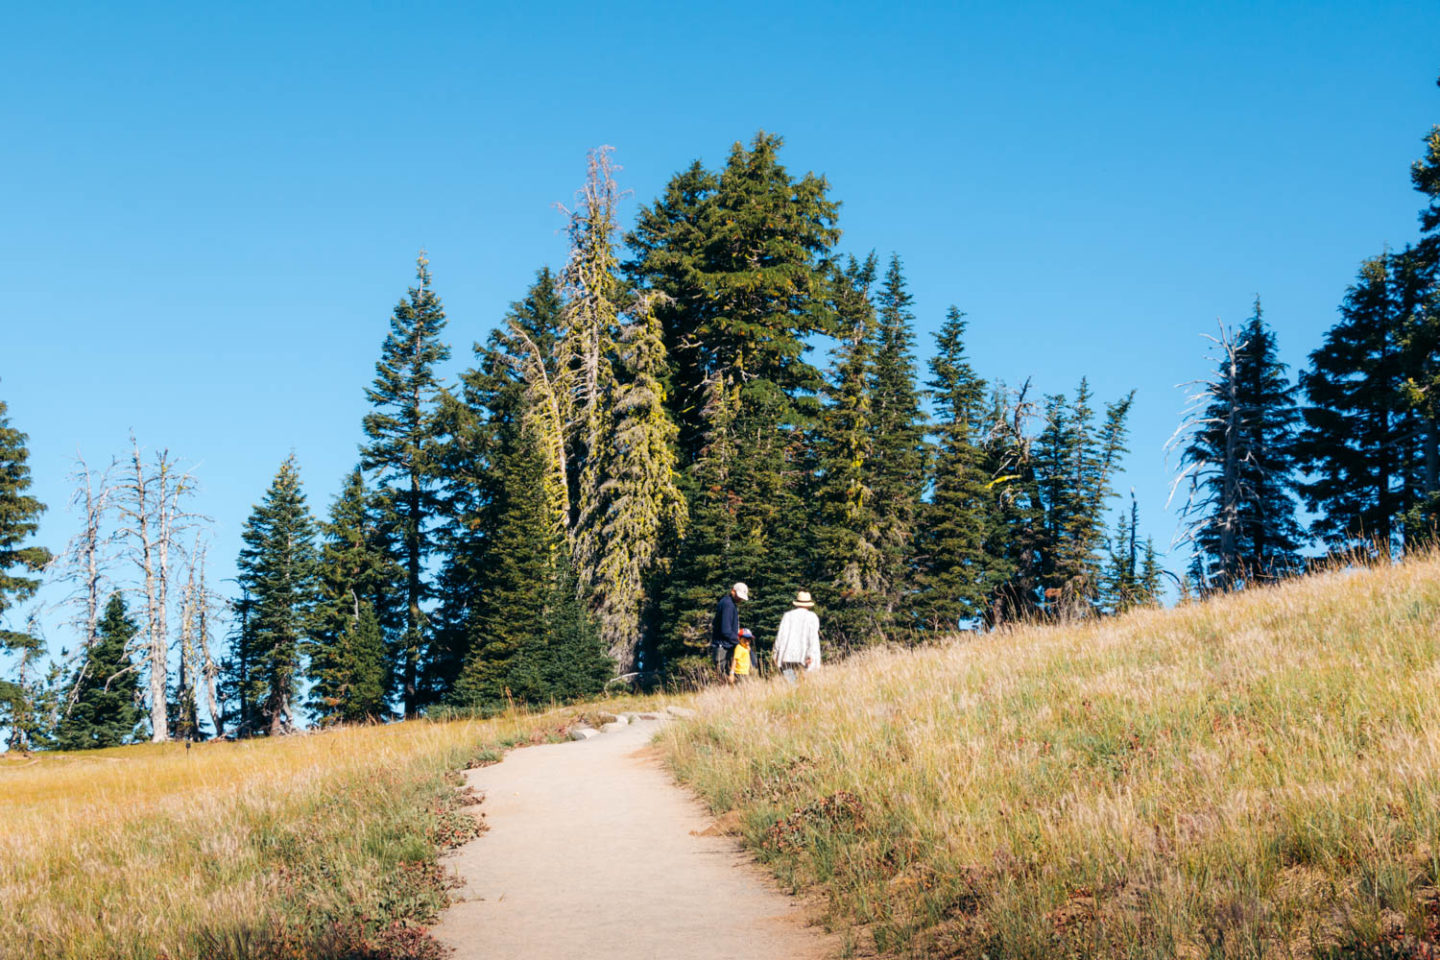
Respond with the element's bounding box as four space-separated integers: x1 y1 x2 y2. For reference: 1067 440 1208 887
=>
662 555 1440 959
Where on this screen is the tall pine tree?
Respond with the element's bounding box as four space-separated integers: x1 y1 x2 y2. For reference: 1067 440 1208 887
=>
234 456 319 736
1174 302 1305 590
1297 254 1423 555
361 253 451 716
0 398 51 741
811 255 884 649
867 255 928 634
916 308 997 630
308 469 393 724
589 293 687 673
627 133 840 666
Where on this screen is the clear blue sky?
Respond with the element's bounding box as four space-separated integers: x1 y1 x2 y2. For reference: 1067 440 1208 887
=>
3 1 1437 651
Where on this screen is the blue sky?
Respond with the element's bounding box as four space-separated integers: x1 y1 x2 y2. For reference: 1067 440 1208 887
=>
3 1 1438 652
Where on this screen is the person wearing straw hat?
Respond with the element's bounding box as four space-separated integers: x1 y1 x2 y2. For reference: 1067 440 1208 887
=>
711 582 749 680
773 590 821 683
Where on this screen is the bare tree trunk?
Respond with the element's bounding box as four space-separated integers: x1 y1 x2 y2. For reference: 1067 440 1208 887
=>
118 437 167 743
194 542 224 737
61 456 114 715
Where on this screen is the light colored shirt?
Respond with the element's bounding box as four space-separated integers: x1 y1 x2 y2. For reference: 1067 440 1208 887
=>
773 608 821 669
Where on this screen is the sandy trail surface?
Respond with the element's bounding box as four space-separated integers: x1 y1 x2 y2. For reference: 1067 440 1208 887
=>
431 716 833 960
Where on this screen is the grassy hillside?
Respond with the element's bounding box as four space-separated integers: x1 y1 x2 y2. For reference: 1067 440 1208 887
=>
0 704 642 960
661 555 1440 959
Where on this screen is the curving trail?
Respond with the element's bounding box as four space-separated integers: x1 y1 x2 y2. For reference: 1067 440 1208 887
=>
431 716 833 960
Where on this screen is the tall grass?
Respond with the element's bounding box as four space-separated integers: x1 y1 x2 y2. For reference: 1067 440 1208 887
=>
662 554 1440 958
0 710 584 960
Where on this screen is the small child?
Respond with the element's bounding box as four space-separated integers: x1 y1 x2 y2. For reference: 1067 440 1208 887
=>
730 629 754 684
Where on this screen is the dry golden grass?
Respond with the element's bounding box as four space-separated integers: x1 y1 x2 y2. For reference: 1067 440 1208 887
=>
662 555 1440 959
0 698 661 960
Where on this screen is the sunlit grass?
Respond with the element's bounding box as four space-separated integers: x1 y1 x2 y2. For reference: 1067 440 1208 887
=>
0 694 667 960
662 554 1440 959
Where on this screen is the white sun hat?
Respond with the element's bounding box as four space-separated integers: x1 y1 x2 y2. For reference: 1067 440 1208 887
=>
732 582 750 601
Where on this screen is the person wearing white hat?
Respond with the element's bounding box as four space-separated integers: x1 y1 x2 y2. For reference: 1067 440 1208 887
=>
710 582 749 680
773 590 820 683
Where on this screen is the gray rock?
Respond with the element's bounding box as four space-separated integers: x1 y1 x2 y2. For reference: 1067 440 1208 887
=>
609 713 630 726
636 712 665 721
600 721 628 734
570 727 599 741
665 705 697 719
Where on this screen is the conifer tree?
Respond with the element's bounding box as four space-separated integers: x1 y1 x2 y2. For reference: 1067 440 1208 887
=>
431 269 565 697
1173 303 1304 590
1033 381 1134 614
361 253 451 716
308 469 393 724
627 133 840 666
589 293 687 672
867 255 928 632
1297 254 1423 554
561 148 624 585
916 308 997 630
451 415 559 707
811 255 884 649
0 398 51 658
234 456 319 736
984 383 1043 625
1404 107 1440 534
54 593 142 750
1100 494 1164 614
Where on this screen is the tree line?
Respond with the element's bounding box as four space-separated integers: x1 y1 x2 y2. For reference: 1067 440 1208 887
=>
1 87 1436 746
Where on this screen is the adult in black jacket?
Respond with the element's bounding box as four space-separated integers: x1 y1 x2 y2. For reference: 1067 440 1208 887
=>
710 582 749 678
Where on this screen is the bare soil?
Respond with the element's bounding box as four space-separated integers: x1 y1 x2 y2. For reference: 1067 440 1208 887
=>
431 717 835 960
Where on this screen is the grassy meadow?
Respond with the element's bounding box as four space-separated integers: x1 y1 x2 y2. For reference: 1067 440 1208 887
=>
662 555 1440 959
0 701 656 960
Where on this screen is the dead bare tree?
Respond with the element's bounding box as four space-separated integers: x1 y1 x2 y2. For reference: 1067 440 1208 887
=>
54 455 118 716
115 436 200 742
177 534 224 738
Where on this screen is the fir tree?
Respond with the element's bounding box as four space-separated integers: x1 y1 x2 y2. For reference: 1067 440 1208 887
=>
431 269 565 698
1404 107 1440 535
1173 303 1304 590
54 593 142 750
0 398 50 746
589 293 687 673
983 383 1043 625
1033 381 1134 614
1100 494 1164 614
361 253 452 716
811 255 884 650
627 133 840 667
1297 254 1423 555
0 398 51 656
916 307 997 630
867 255 928 634
234 456 319 736
451 414 556 707
561 148 624 586
308 469 393 724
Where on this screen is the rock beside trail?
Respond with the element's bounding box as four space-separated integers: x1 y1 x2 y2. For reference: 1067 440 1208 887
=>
600 722 627 734
636 711 665 721
665 705 697 719
570 727 600 741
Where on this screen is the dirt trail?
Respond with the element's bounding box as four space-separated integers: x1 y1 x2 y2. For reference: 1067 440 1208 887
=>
431 717 833 960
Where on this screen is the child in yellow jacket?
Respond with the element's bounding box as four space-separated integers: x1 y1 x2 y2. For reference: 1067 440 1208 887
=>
730 629 754 684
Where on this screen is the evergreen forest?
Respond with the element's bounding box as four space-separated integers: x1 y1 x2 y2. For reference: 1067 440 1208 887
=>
3 97 1439 745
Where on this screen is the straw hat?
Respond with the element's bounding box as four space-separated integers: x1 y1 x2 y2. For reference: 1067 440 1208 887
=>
732 582 750 601
793 590 814 608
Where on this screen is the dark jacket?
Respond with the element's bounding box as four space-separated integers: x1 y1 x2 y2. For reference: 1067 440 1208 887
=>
711 593 740 648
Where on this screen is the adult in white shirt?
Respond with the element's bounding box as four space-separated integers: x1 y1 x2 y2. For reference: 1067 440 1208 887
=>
773 590 821 683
